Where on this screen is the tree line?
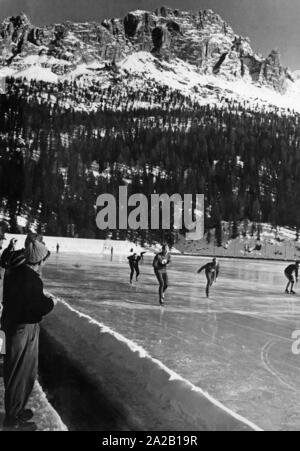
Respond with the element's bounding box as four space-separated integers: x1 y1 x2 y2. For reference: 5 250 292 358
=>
0 78 299 247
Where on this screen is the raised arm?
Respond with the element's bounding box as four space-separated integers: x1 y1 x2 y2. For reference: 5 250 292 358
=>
197 265 206 274
0 239 17 269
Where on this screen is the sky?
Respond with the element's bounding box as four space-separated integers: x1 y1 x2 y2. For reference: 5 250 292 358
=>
0 0 299 70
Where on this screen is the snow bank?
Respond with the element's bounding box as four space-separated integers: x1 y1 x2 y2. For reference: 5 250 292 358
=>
5 233 147 256
29 382 68 431
42 300 262 431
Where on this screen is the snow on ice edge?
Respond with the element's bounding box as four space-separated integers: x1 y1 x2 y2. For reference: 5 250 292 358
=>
56 298 262 431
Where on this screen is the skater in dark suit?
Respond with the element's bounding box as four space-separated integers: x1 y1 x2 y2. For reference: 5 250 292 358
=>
1 235 56 431
197 258 220 298
284 261 299 294
127 249 139 284
153 245 171 306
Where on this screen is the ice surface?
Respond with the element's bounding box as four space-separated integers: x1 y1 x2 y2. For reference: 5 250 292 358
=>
43 254 300 431
42 299 259 430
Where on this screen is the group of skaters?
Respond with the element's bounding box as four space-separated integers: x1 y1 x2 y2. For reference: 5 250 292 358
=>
127 244 219 305
127 244 300 304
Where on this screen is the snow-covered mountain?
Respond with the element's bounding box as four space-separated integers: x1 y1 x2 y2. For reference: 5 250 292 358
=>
0 7 299 113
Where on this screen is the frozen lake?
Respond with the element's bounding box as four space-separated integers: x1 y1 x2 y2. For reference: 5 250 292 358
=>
44 253 300 431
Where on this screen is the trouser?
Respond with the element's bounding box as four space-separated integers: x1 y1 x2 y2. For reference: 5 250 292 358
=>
129 263 140 282
4 324 39 420
285 271 295 292
155 270 168 300
129 263 135 282
133 263 140 280
205 272 214 297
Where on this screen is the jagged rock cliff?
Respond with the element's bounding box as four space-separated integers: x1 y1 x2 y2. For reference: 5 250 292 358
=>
0 7 294 92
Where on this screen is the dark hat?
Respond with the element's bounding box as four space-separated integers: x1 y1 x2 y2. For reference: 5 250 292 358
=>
8 250 26 268
25 234 50 265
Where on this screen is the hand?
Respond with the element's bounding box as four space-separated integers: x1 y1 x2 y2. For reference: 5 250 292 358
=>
51 297 59 306
44 290 59 306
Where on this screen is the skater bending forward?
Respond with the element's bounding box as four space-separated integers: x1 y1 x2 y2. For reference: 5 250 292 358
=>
284 261 299 294
153 245 171 306
127 250 142 284
197 258 220 298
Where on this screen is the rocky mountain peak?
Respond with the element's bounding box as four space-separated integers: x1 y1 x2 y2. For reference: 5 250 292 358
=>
2 12 31 28
0 6 294 94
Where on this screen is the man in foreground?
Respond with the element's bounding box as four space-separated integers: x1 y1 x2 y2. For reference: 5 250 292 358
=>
1 235 57 431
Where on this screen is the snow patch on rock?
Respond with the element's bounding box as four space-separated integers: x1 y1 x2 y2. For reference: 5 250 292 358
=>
14 66 59 83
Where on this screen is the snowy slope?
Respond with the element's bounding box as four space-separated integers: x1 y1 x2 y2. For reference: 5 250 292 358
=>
119 52 300 113
2 51 300 114
14 65 59 83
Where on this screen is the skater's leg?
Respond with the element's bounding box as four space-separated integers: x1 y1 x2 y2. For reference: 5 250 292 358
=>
162 272 168 293
206 283 209 297
155 270 164 304
129 264 134 284
160 272 168 302
134 264 140 282
291 278 296 294
206 273 213 298
285 272 292 293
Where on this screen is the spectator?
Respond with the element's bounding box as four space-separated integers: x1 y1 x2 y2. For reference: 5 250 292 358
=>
1 235 57 430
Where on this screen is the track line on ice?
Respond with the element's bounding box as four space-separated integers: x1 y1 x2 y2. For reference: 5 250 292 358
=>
221 317 293 343
56 297 262 431
261 340 298 392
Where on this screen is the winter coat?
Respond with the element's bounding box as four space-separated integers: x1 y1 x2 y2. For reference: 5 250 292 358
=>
1 264 54 333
